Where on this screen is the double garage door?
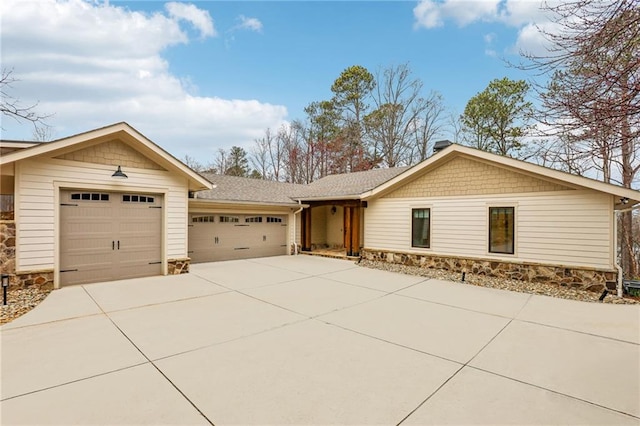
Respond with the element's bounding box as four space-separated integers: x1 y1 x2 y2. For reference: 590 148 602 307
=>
59 190 162 286
189 213 288 263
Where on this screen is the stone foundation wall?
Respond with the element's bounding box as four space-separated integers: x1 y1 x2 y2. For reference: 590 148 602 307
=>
168 258 190 275
0 220 16 277
12 270 55 290
2 221 55 290
361 249 617 292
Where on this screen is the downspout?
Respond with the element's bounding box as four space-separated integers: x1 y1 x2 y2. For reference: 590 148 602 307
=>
293 201 304 255
613 213 624 297
614 203 640 296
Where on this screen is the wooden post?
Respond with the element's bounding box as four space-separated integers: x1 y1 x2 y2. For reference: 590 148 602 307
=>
301 208 312 251
352 206 360 257
344 206 352 256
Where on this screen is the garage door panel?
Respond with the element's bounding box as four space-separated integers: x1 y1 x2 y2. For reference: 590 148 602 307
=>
60 265 115 287
188 214 287 263
61 234 113 251
188 220 215 263
116 261 162 280
60 191 163 286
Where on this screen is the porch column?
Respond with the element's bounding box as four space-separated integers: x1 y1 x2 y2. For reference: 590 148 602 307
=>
344 206 352 256
301 207 312 251
352 206 360 257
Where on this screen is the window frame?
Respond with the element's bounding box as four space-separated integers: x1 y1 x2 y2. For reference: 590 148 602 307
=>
219 215 239 223
411 207 431 249
488 205 516 255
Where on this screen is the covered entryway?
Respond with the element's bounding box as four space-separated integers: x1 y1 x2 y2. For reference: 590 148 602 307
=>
188 214 287 263
59 190 163 286
300 201 363 257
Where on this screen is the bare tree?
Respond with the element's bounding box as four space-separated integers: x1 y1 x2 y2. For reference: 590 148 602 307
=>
270 125 291 181
1 68 50 128
212 148 228 175
447 110 464 143
251 128 273 181
523 0 640 277
283 120 306 184
31 124 56 142
182 155 205 173
364 63 430 167
411 91 446 162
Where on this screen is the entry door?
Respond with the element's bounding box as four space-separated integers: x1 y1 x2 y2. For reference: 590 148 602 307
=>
59 190 162 286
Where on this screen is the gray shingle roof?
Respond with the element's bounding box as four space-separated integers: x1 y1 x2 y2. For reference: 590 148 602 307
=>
194 167 411 204
291 167 411 200
195 173 306 205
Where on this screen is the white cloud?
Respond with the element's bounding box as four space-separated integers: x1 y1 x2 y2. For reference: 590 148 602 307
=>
0 0 288 158
483 32 498 57
165 2 216 38
413 0 501 28
513 21 557 56
237 15 263 33
413 0 561 56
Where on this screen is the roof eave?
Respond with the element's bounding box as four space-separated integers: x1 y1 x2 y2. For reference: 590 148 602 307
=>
190 198 305 208
292 194 363 202
366 144 640 202
0 122 212 191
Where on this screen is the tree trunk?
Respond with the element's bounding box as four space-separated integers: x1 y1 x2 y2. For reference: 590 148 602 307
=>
620 112 637 278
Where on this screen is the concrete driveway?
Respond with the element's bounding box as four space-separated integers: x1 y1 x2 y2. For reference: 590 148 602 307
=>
1 255 639 425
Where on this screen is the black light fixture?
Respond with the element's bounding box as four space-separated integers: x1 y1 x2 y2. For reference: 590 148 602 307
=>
620 197 629 205
331 206 337 215
2 274 9 306
112 165 128 179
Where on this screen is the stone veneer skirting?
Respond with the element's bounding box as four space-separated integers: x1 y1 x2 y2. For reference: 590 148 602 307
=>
0 221 16 277
361 249 617 292
11 270 55 290
168 258 190 275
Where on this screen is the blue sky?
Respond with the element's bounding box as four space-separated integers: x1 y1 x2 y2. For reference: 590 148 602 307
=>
1 0 553 160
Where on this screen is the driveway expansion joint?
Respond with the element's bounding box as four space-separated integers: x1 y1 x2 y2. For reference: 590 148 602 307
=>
82 287 216 426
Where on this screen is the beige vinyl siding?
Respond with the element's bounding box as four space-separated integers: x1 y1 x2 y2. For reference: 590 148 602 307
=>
365 190 613 270
16 158 189 272
311 206 328 246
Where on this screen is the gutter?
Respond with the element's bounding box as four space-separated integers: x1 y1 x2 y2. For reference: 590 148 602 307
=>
292 195 361 202
613 215 624 297
189 198 305 208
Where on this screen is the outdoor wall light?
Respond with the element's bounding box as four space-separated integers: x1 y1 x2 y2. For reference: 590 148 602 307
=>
2 274 9 306
331 206 337 215
112 165 128 179
620 197 629 204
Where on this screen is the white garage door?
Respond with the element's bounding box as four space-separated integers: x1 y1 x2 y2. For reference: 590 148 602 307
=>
59 190 163 286
188 214 287 263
